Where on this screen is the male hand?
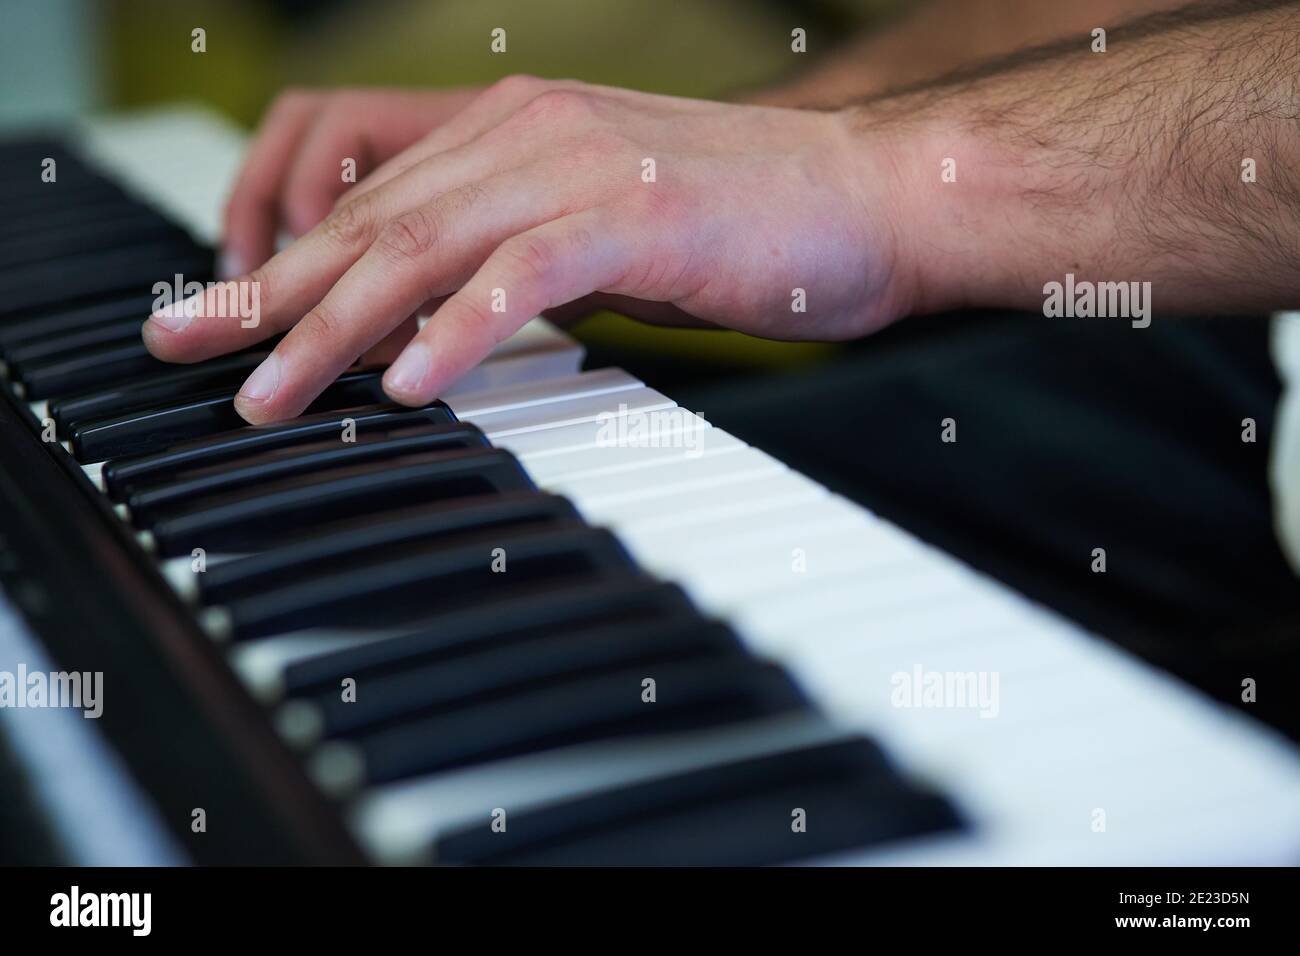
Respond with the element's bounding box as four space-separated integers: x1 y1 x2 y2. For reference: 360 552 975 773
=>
143 76 910 424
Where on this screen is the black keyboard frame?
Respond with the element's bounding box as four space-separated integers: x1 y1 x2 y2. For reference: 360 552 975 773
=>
0 386 366 865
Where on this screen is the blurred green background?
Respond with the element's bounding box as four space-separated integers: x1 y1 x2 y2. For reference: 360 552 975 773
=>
0 0 909 386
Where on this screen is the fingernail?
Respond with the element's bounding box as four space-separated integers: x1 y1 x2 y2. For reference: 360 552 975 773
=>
218 250 246 280
238 353 281 404
384 343 431 398
148 296 197 333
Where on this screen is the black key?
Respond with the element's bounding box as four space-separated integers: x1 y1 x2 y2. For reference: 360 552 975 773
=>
100 399 455 493
125 422 487 525
16 339 174 400
76 371 420 464
332 658 807 785
435 738 963 866
0 242 212 320
0 137 73 159
0 293 160 351
0 209 186 270
0 183 131 223
197 492 576 604
0 192 156 239
301 617 742 740
3 316 152 366
0 142 85 183
279 577 696 699
48 352 270 434
216 524 635 639
0 150 116 201
147 446 533 556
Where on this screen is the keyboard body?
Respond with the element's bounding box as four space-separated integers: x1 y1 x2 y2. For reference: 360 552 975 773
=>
2 109 1299 866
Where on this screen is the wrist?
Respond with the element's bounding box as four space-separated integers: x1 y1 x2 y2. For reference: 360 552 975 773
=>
841 95 1126 320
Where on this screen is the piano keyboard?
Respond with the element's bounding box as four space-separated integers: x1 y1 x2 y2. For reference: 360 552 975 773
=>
2 109 1299 866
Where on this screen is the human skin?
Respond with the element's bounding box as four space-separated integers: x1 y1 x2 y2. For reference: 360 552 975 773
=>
144 0 1300 424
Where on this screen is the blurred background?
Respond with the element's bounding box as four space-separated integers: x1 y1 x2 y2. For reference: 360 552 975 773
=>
0 0 911 392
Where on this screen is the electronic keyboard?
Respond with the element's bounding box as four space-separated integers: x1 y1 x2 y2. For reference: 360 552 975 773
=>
2 108 1299 866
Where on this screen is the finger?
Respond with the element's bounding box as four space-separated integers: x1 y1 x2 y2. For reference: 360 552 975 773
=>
342 76 613 206
279 90 462 237
384 210 627 405
346 81 713 208
231 166 583 423
222 91 324 277
145 131 531 365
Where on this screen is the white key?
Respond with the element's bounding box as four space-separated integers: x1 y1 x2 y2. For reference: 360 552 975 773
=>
438 345 583 398
476 388 674 440
579 469 829 531
554 446 786 509
682 533 924 611
619 503 880 578
447 368 640 419
733 553 975 641
509 410 714 462
526 432 746 486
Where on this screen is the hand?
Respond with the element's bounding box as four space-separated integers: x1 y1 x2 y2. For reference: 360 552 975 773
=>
221 86 483 277
145 76 913 425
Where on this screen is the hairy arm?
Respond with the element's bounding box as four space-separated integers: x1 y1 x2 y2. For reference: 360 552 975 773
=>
866 0 1300 318
751 0 1189 104
149 2 1299 419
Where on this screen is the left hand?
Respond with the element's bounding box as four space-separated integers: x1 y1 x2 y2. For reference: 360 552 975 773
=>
143 76 912 424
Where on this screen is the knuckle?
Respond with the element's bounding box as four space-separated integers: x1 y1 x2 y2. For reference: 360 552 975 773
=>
517 88 597 126
297 302 344 347
502 233 559 286
445 296 499 347
319 195 378 248
375 206 440 264
487 73 543 102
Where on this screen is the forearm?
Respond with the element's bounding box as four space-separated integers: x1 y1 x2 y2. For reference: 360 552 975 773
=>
855 0 1300 318
754 0 1187 105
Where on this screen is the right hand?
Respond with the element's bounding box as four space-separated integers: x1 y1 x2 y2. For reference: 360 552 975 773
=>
221 87 483 278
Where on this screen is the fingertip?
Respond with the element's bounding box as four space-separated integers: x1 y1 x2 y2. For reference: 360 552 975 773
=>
381 342 433 405
140 317 166 354
232 393 280 426
141 316 190 362
233 354 282 424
